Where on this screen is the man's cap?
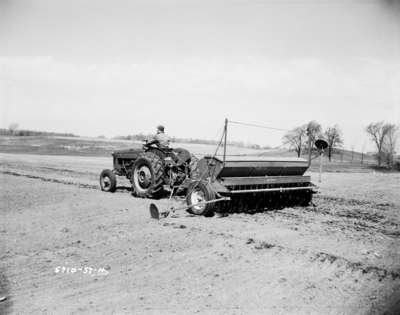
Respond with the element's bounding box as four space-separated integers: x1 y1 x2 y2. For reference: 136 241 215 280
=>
157 125 165 132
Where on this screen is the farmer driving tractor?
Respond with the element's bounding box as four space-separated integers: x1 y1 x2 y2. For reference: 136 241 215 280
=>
146 125 190 167
147 125 170 149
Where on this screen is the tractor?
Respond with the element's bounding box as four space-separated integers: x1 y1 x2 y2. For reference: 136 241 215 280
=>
100 144 316 216
100 120 316 216
100 140 195 198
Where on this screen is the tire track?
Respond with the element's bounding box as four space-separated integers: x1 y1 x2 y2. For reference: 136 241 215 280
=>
1 170 98 190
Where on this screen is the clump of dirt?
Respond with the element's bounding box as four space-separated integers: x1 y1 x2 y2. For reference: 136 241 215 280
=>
174 225 187 229
313 252 338 264
162 222 187 229
254 241 276 250
246 238 255 244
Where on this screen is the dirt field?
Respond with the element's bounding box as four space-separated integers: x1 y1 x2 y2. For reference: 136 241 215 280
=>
1 152 400 314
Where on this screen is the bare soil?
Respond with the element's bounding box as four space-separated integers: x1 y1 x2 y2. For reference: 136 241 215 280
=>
1 152 399 314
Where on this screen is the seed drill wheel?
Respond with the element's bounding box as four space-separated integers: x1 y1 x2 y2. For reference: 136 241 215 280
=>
186 181 216 216
99 169 117 192
131 152 164 198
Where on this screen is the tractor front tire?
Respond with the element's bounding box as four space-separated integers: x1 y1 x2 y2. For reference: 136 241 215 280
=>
186 181 216 216
131 152 164 198
99 169 117 192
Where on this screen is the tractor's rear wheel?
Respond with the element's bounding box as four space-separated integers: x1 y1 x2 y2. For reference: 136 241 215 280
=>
131 152 164 198
186 181 216 216
100 169 117 192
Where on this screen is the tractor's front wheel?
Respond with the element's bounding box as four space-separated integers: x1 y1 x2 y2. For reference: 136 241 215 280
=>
186 181 216 216
99 169 117 192
131 152 164 198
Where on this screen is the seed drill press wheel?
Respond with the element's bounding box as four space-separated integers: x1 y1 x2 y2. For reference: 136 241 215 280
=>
186 181 216 216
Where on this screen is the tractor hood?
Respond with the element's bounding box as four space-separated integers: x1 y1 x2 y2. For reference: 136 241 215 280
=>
112 148 143 159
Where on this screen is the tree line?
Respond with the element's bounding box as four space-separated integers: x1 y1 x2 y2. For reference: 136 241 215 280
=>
282 121 399 169
1 124 76 138
114 133 271 150
282 121 343 161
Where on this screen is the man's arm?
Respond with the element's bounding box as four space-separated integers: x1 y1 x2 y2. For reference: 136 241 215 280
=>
146 134 160 146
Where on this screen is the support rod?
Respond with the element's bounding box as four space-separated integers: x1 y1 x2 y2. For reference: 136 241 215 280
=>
223 118 228 165
307 126 312 168
319 152 323 183
173 197 231 212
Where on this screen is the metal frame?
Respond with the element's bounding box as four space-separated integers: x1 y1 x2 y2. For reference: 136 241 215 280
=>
150 197 231 219
223 118 228 166
221 175 311 186
227 186 314 194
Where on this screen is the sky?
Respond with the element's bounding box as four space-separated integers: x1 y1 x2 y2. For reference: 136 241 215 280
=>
0 0 399 151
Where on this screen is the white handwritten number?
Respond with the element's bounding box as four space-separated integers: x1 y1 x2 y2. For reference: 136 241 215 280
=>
54 266 109 276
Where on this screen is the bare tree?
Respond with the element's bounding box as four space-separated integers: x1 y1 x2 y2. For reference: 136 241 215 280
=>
8 123 19 135
382 125 399 168
305 120 323 155
365 121 396 166
306 121 322 143
351 145 354 162
324 125 343 162
283 125 307 157
283 121 322 158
